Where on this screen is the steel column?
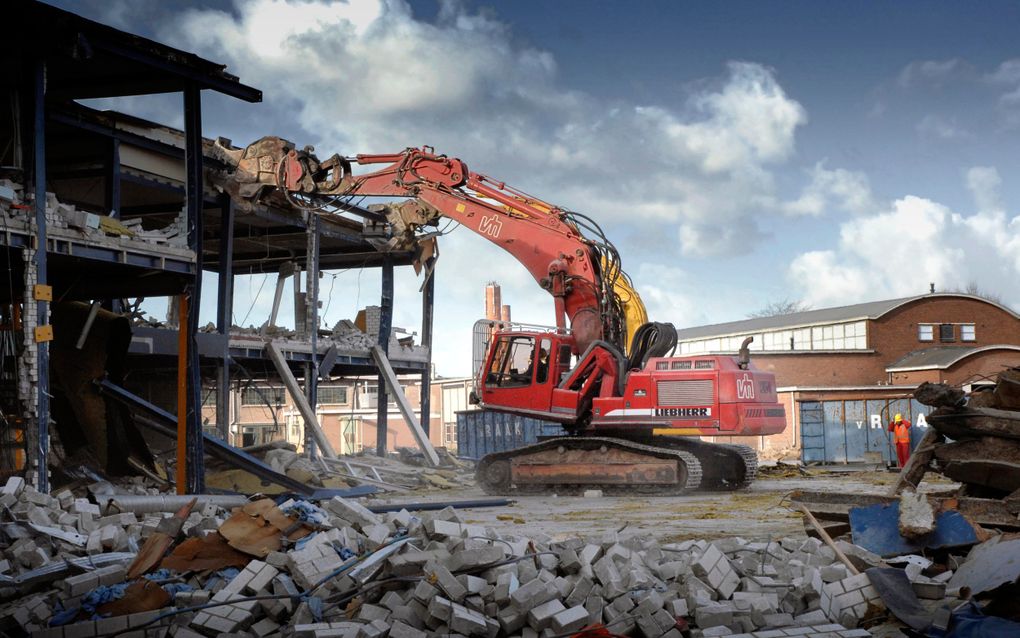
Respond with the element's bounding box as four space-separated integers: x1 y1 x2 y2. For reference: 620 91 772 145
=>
419 258 435 438
375 254 394 457
215 194 234 442
105 138 121 219
304 214 321 458
183 84 205 493
32 59 50 492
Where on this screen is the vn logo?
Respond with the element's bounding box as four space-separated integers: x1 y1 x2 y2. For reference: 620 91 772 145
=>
736 373 756 400
479 215 503 238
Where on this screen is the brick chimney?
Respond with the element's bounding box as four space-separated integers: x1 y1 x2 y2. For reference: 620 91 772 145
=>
501 304 511 323
485 282 502 322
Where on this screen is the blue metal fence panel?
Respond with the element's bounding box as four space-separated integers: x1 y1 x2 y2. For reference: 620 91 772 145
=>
800 402 826 462
866 400 893 462
843 400 868 462
801 397 932 464
823 401 847 463
456 410 566 460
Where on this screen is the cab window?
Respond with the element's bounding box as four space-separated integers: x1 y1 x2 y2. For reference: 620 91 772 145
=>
535 338 552 384
486 336 536 387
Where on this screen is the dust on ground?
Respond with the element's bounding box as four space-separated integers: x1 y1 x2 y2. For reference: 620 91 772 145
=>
368 466 940 542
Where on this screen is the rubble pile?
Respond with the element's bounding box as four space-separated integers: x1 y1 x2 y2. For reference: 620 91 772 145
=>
911 368 1020 510
203 444 472 495
0 472 909 638
0 179 190 250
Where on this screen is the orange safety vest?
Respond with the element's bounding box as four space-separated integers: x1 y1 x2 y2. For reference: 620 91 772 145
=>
892 420 911 443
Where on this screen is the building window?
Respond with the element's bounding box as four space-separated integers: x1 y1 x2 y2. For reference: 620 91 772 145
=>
317 385 349 405
939 323 955 342
241 386 286 406
918 324 934 342
961 324 976 341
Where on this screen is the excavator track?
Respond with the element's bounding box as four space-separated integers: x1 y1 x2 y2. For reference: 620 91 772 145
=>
476 436 757 495
476 437 702 496
650 438 758 491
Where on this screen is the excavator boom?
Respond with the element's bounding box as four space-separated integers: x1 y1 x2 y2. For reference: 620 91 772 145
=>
210 136 785 495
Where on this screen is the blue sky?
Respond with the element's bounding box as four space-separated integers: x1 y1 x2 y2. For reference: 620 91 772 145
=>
52 0 1020 375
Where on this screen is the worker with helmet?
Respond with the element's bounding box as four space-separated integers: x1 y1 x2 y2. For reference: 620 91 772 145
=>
888 413 912 467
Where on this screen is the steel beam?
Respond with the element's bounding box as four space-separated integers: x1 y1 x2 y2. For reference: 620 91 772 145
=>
371 345 440 467
264 341 337 458
105 138 121 219
87 37 263 103
32 59 50 492
95 379 314 496
304 214 321 458
183 83 206 493
216 194 235 442
375 254 394 457
420 258 435 437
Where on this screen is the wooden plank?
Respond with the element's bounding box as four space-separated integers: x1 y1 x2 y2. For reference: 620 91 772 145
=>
798 505 860 575
889 428 940 495
370 345 440 467
264 340 337 459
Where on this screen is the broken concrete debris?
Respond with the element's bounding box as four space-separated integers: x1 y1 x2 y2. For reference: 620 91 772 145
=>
0 473 920 638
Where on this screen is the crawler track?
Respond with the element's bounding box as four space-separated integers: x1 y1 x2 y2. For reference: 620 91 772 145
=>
476 437 702 496
476 436 756 495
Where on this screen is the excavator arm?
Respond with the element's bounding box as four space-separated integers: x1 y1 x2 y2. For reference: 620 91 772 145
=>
212 137 647 354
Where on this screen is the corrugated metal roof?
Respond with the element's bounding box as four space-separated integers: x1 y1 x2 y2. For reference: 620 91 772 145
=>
675 293 1020 341
886 346 979 370
886 345 1020 371
676 296 918 340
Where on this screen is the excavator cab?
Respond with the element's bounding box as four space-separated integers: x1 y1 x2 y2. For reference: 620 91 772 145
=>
471 321 575 420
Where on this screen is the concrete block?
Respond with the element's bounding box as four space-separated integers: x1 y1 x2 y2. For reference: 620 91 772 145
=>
510 578 558 611
447 545 504 571
324 496 381 529
550 605 589 634
899 490 935 539
527 598 566 631
428 564 467 602
636 608 678 638
695 603 733 628
388 621 427 638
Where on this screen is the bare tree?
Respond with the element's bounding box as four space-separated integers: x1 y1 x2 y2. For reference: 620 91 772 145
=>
747 298 811 318
946 282 1003 304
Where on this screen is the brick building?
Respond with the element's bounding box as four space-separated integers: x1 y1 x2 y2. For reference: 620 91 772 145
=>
201 374 478 455
676 293 1020 462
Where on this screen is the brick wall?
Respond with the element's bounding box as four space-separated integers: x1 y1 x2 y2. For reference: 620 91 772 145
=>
749 296 1020 388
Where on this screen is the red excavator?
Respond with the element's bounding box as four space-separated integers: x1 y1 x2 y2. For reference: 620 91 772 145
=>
211 139 786 494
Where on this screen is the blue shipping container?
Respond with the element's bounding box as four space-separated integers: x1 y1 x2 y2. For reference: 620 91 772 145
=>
456 410 567 460
798 398 931 464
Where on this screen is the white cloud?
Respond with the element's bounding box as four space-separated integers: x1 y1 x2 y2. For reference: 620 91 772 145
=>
898 58 971 88
966 166 1002 213
782 162 876 216
915 114 969 140
788 176 1020 310
160 1 806 259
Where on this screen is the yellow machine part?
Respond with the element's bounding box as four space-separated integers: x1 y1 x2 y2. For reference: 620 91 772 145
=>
610 262 648 355
504 196 649 353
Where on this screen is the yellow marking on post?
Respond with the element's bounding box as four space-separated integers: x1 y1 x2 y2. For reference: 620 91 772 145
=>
653 428 702 436
34 325 54 342
456 203 466 212
33 285 53 301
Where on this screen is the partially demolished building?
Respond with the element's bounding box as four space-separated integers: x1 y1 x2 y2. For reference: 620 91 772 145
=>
1 1 435 494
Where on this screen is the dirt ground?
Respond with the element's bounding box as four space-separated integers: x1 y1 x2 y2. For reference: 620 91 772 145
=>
369 465 923 542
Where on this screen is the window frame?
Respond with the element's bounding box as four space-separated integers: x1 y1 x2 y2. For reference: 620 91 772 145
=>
960 324 976 342
939 323 955 343
918 324 934 342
